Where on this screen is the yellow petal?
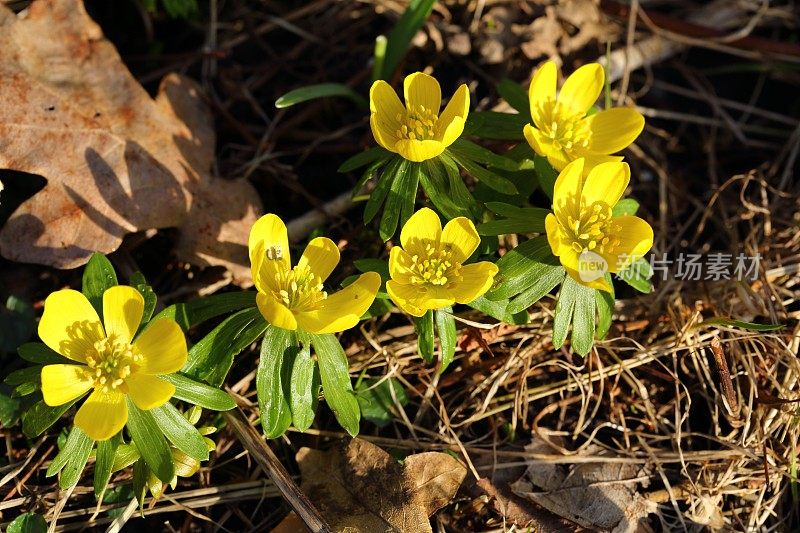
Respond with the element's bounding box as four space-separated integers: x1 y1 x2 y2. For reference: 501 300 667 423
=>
103 286 143 345
523 124 570 171
370 79 405 115
450 262 499 304
545 213 561 257
576 152 624 175
40 364 93 406
529 60 558 129
552 158 585 212
581 162 630 208
38 289 104 363
395 139 445 162
435 84 469 145
126 374 175 410
403 72 441 115
441 217 480 264
401 207 442 254
133 319 188 375
298 237 340 283
559 246 581 273
558 63 604 116
389 246 415 284
75 389 128 441
565 265 613 292
604 216 654 273
585 107 644 154
256 292 298 331
371 112 400 152
294 272 381 334
249 214 291 292
386 280 428 317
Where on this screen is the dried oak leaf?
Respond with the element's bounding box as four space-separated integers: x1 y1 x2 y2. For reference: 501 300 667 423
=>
0 0 262 284
297 438 467 532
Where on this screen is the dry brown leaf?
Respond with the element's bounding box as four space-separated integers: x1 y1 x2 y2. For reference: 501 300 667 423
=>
0 0 261 284
510 441 656 533
297 438 467 532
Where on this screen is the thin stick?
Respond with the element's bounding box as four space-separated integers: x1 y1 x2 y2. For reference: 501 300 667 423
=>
223 410 331 532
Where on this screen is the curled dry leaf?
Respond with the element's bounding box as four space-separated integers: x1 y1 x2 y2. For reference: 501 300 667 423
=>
0 0 262 284
510 441 656 533
296 438 467 532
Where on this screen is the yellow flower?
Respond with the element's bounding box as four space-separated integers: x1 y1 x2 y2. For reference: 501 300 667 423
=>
369 72 469 162
386 208 498 317
39 287 187 441
545 158 653 293
524 60 645 174
249 214 381 333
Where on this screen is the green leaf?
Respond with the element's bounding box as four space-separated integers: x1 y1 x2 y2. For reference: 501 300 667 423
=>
130 272 157 327
22 399 77 438
612 198 640 217
489 237 561 300
4 366 42 386
153 291 257 331
449 139 520 171
132 458 148 508
534 155 558 200
0 295 35 353
379 160 418 241
380 0 436 80
126 399 175 483
353 259 390 282
275 83 368 109
0 389 21 427
617 257 653 294
364 157 401 224
288 342 319 432
339 146 392 173
81 253 118 318
506 265 563 314
161 373 235 411
696 317 784 331
496 79 530 117
151 402 209 461
312 333 360 436
183 307 268 386
571 283 597 356
356 378 408 427
419 158 472 220
111 443 141 472
552 277 580 349
435 308 457 373
7 512 47 533
18 342 71 365
450 154 518 195
464 111 527 140
595 277 615 340
414 310 435 364
257 327 293 438
467 295 529 325
478 217 544 236
439 153 482 219
52 427 94 489
94 433 120 496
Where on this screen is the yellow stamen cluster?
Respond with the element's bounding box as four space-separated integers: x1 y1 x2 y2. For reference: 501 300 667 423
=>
83 336 141 392
539 103 590 153
395 104 438 141
268 254 327 311
409 244 462 287
558 200 621 256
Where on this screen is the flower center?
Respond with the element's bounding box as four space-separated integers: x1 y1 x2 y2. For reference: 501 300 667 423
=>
270 260 327 312
84 335 141 392
395 104 439 141
558 200 621 255
540 102 590 153
409 243 462 287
